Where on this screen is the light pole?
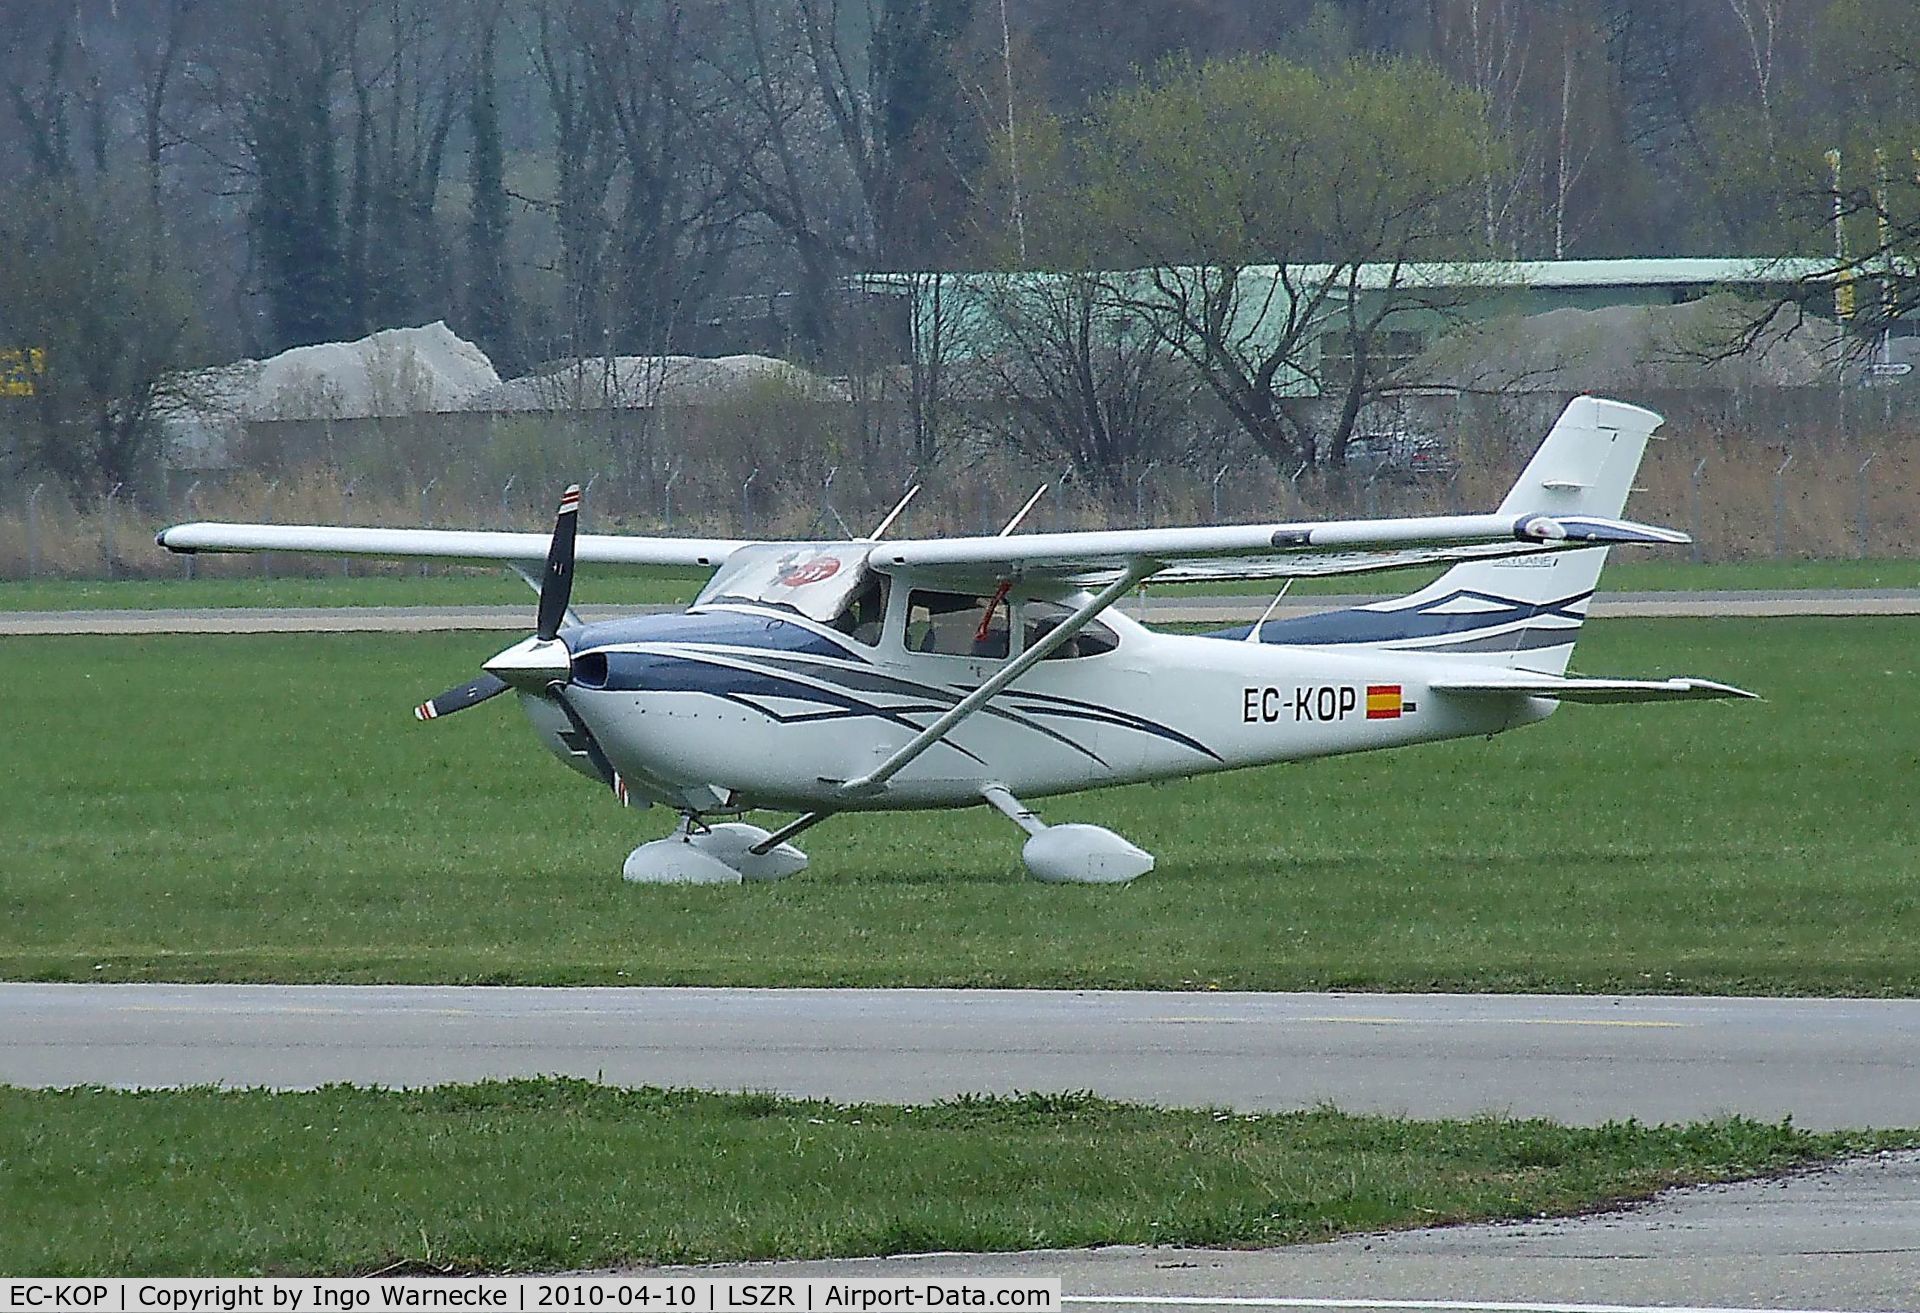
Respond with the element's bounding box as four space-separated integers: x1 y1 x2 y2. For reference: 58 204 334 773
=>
26 483 44 580
418 479 438 579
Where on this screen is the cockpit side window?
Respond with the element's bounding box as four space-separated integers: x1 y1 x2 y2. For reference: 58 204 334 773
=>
905 589 1011 658
1021 600 1119 659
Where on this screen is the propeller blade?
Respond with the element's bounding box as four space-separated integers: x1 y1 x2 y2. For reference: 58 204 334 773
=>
415 672 511 721
536 484 582 642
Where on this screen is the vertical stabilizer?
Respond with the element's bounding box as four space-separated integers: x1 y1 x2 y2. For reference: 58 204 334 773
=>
1374 397 1664 673
1238 398 1666 674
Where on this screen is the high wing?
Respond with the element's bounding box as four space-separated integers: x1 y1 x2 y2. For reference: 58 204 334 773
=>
156 510 1686 588
156 523 746 571
866 512 1688 592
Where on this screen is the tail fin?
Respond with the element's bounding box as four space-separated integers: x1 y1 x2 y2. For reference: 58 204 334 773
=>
1241 398 1665 674
1368 397 1664 673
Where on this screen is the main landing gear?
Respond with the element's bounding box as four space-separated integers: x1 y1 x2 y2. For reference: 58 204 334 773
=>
619 789 1152 886
981 785 1155 884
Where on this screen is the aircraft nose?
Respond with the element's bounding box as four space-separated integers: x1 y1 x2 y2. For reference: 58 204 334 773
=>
481 635 573 688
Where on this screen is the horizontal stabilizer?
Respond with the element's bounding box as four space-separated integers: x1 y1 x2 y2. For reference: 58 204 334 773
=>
1431 675 1757 704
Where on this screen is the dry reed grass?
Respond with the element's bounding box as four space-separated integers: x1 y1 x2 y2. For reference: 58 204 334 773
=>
4 393 1916 579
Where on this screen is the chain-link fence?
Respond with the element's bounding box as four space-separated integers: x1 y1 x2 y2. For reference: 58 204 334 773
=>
4 388 1918 580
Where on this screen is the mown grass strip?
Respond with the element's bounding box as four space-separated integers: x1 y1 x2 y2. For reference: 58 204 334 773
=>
2 1080 1908 1276
2 618 1916 994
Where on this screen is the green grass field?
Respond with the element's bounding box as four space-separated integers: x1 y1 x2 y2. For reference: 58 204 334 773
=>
1 1080 1904 1275
4 556 1917 611
3 617 1915 992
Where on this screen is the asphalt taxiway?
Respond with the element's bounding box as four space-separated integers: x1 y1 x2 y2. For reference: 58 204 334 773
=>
4 985 1917 1131
664 1149 1920 1311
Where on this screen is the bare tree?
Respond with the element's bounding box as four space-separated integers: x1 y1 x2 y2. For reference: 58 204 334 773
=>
534 0 746 358
1723 0 1793 156
706 0 871 360
1071 56 1490 477
0 179 207 500
533 0 618 359
1432 0 1532 255
969 272 1194 500
342 0 465 335
792 0 979 266
130 0 201 246
1 6 106 179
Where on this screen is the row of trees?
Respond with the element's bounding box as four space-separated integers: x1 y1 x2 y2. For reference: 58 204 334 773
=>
6 0 1920 501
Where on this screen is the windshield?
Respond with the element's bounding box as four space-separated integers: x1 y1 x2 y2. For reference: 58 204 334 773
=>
695 543 873 624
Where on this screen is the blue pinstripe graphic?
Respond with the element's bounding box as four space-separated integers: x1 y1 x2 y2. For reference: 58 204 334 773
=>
566 609 1219 764
1210 589 1593 646
571 648 1222 766
583 650 989 765
570 610 869 662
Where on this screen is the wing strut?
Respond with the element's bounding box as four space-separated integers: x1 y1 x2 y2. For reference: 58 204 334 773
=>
836 560 1155 797
749 810 836 854
865 485 921 540
998 484 1049 536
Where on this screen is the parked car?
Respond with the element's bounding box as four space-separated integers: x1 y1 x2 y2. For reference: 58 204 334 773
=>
1340 427 1458 484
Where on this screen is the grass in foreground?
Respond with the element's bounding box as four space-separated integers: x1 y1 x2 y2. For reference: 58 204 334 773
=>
1 1080 1906 1275
3 556 1917 611
2 617 1916 993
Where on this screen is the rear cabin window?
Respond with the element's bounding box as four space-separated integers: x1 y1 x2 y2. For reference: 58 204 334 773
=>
1022 601 1119 658
906 590 1011 658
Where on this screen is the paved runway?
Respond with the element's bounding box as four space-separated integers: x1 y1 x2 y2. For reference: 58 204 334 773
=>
667 1150 1920 1311
3 588 1918 633
5 985 1917 1130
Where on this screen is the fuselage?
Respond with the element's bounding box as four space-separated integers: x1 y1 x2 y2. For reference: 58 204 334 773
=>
521 597 1554 815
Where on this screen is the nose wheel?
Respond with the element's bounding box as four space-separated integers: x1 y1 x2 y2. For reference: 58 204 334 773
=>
621 813 811 885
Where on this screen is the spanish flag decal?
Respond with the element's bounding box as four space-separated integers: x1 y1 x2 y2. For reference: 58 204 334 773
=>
1366 684 1404 720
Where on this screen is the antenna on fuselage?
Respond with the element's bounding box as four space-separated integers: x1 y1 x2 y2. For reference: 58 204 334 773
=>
1245 579 1294 643
864 484 921 540
998 483 1049 536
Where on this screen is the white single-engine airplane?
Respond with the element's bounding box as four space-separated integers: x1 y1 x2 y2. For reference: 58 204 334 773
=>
159 397 1752 885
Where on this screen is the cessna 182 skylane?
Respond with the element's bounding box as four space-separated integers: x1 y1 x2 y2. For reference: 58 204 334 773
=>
158 397 1752 885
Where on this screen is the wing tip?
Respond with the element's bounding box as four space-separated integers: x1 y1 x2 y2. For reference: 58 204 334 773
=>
1513 514 1690 547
